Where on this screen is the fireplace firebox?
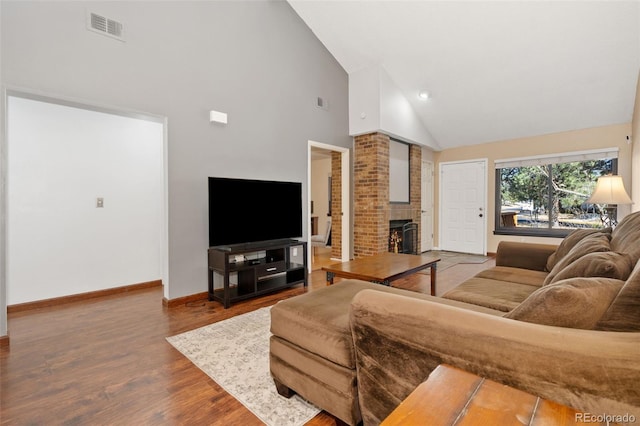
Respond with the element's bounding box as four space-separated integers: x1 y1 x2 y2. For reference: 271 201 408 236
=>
389 219 418 254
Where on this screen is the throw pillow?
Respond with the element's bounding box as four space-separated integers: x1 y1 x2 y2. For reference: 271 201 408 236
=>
543 233 612 285
548 251 634 285
505 277 624 329
595 260 640 332
545 228 611 272
610 212 640 263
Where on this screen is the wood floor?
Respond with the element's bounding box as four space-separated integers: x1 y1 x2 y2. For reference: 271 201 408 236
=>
0 252 494 425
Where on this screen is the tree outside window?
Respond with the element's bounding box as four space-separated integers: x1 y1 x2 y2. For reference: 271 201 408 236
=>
496 158 615 236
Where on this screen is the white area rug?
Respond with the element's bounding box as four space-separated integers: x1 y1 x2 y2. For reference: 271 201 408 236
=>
166 307 321 426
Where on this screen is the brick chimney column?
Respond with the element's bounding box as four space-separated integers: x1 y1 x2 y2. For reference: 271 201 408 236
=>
353 132 390 257
330 151 342 259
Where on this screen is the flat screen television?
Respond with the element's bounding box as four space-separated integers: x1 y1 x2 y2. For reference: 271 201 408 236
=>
208 177 303 247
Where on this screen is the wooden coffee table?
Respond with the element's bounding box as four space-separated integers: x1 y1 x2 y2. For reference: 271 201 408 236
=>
322 252 441 296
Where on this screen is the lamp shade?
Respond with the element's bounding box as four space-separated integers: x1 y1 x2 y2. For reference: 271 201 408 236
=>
587 175 633 205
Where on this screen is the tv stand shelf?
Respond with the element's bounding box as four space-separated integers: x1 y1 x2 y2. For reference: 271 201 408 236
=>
208 240 308 308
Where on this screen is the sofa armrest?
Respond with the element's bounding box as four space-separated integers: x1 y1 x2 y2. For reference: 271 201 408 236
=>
495 241 557 271
350 289 640 426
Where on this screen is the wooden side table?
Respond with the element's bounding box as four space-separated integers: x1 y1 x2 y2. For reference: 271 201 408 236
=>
382 364 618 426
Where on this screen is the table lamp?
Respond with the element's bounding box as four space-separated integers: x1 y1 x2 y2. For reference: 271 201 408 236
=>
587 175 633 227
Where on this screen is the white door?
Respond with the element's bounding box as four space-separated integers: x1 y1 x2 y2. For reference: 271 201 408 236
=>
421 160 434 252
439 160 487 254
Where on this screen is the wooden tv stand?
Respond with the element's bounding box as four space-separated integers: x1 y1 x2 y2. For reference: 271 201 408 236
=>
208 240 308 308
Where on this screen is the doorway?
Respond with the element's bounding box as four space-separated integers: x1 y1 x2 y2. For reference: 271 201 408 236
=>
308 141 350 269
5 91 168 305
439 159 487 255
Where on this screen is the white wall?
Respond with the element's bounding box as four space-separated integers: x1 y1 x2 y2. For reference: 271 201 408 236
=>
311 157 331 236
631 69 640 212
349 64 439 149
7 96 163 304
1 1 351 305
633 136 640 212
378 68 439 150
348 66 381 137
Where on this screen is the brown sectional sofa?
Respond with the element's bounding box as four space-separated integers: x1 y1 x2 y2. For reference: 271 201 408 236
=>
270 211 640 425
269 281 500 424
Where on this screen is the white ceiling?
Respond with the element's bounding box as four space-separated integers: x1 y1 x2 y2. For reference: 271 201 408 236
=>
289 1 640 150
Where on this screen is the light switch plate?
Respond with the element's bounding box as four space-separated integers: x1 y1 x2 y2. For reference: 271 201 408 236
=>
97 198 104 208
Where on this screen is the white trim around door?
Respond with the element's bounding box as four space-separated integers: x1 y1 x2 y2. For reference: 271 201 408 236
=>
308 140 351 266
421 160 434 252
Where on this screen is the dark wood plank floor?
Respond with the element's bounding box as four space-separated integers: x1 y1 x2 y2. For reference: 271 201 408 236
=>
0 255 494 425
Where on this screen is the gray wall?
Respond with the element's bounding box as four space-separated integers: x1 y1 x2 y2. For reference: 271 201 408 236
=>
0 0 350 313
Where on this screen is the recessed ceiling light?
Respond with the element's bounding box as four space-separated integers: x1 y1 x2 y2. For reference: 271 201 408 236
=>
418 90 430 100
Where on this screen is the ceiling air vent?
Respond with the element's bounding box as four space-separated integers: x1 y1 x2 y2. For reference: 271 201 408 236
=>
87 12 125 42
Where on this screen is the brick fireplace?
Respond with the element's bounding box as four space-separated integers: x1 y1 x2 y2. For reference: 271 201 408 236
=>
353 132 421 258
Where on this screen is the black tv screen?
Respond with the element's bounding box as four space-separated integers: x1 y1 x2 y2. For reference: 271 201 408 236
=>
208 177 303 247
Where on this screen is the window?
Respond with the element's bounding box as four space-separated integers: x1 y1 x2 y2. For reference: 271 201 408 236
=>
495 149 618 237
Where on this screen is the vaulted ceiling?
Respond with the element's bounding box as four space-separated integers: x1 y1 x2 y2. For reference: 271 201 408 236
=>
289 1 640 150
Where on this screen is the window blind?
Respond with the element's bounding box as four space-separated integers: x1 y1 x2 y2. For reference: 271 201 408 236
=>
494 147 619 169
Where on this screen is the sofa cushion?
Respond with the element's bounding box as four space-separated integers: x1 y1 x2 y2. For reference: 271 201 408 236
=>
475 266 547 287
505 277 624 329
547 251 634 285
442 277 539 312
271 281 370 369
596 260 640 332
545 228 611 272
611 211 640 264
496 242 558 271
543 233 611 285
